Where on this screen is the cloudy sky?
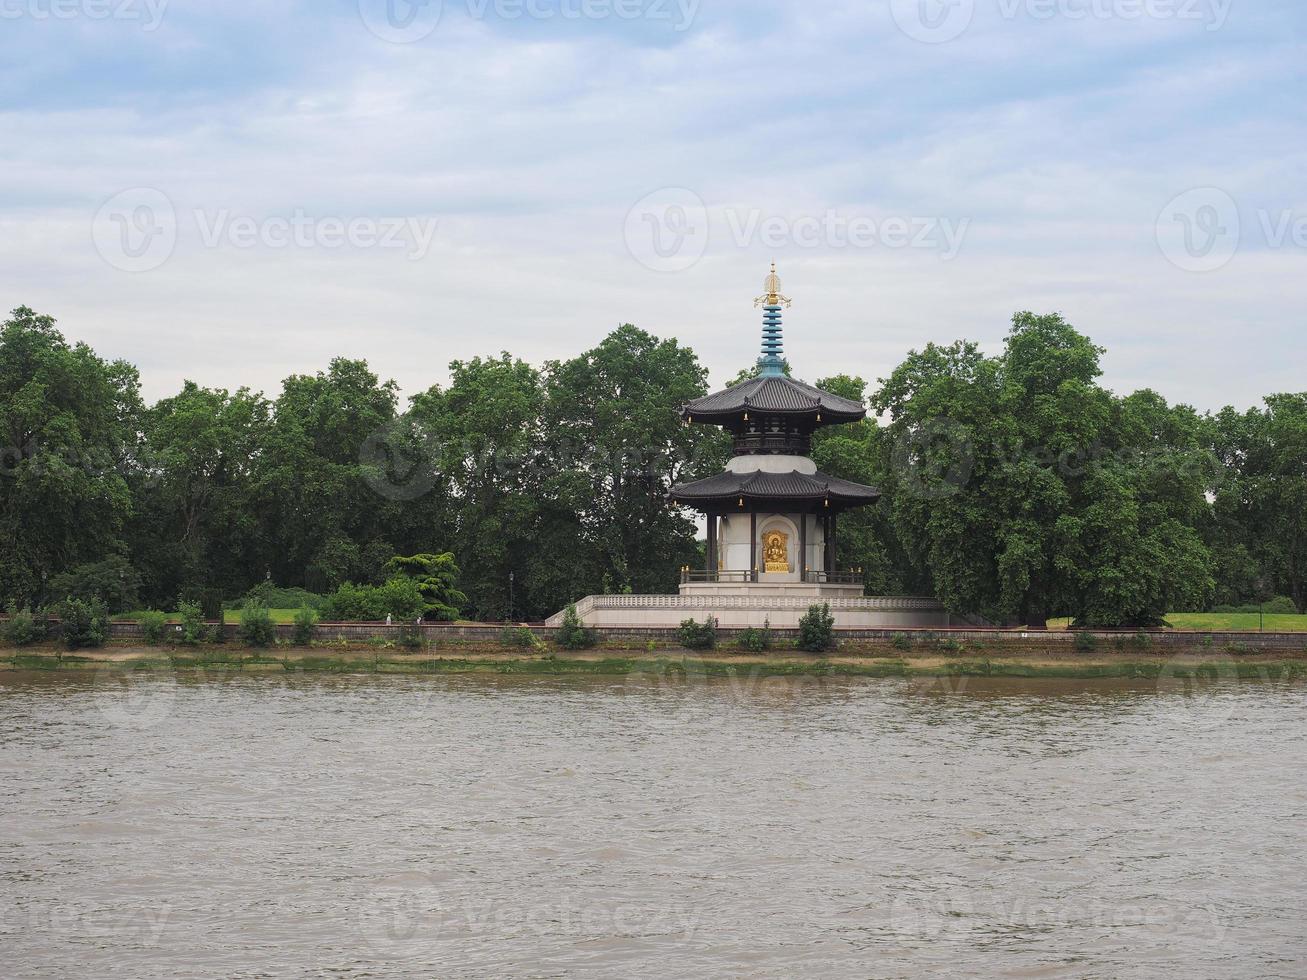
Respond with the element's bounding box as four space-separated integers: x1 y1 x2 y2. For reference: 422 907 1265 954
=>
2 0 1303 409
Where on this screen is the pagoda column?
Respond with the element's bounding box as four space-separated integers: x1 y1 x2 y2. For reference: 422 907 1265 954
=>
799 512 809 583
750 511 758 583
706 515 718 577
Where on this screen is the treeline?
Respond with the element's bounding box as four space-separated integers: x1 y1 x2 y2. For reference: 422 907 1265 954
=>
1 305 1303 626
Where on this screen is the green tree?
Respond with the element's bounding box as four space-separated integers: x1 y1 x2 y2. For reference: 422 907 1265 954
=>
384 552 468 621
874 312 1214 628
544 325 723 598
255 358 401 591
1208 394 1307 612
131 382 270 606
0 307 141 608
47 555 141 613
409 354 542 619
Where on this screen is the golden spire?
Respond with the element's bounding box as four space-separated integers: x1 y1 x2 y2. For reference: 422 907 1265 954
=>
754 261 792 308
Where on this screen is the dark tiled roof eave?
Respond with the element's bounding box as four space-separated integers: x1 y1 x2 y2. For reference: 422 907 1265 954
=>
669 469 881 506
684 375 866 421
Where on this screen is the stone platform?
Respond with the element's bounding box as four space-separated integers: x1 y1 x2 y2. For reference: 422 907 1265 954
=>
546 588 955 629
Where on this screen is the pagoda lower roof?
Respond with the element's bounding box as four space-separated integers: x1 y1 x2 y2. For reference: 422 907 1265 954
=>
670 468 881 510
684 375 866 423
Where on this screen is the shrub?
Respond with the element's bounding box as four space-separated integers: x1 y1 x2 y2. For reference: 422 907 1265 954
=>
209 609 227 644
1130 631 1153 650
677 616 717 651
178 601 206 646
397 622 424 650
737 623 772 653
292 606 318 646
322 578 426 623
48 556 141 614
58 599 108 650
556 605 597 651
1074 631 1097 653
139 611 169 646
231 583 328 612
239 602 277 647
3 607 46 647
1262 596 1300 615
798 603 836 653
500 626 538 649
890 632 912 651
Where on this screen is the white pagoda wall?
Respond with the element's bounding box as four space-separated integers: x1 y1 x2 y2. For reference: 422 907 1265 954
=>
716 512 826 583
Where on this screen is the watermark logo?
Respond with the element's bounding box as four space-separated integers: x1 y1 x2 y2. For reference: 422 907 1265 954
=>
92 187 177 274
93 664 177 731
359 0 699 41
360 417 443 502
893 417 975 500
624 187 709 273
1155 655 1302 729
92 191 440 272
624 190 970 272
890 0 975 43
1156 186 1240 272
891 0 1232 42
0 0 170 30
358 0 443 43
193 210 438 260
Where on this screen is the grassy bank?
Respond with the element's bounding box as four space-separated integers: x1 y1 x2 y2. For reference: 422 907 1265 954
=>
5 641 1307 681
1048 612 1307 632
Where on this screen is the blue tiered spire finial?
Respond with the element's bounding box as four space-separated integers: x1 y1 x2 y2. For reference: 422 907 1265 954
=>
753 262 792 377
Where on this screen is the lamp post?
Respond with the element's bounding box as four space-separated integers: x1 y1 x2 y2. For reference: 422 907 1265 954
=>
508 572 515 625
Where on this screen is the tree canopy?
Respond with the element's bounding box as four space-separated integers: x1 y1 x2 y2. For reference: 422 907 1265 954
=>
2 305 1302 625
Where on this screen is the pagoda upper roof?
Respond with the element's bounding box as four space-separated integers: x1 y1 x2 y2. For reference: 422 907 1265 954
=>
683 375 867 425
670 468 880 510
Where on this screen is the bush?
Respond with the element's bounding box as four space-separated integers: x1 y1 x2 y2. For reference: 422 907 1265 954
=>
3 607 46 647
1074 631 1097 653
48 556 141 614
798 603 836 653
239 602 276 647
209 609 227 644
499 626 538 649
292 606 318 646
139 611 169 646
556 605 597 651
677 616 717 651
737 623 772 653
322 578 425 623
397 622 424 650
1261 596 1300 615
229 583 328 612
178 601 206 646
890 632 912 651
1213 597 1301 615
58 599 108 650
1130 631 1153 650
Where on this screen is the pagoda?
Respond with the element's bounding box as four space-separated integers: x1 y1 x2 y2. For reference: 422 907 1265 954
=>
546 266 952 630
670 264 880 594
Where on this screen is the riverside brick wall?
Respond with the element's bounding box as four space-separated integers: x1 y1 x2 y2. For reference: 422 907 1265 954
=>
82 620 1307 651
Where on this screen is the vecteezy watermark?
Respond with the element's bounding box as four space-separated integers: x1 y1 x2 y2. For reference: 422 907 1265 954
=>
625 190 970 272
92 188 439 272
891 0 1231 43
0 0 169 30
359 416 443 502
92 188 178 274
886 892 1227 944
355 874 702 957
624 187 710 273
1157 187 1307 273
192 210 438 260
358 0 699 43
